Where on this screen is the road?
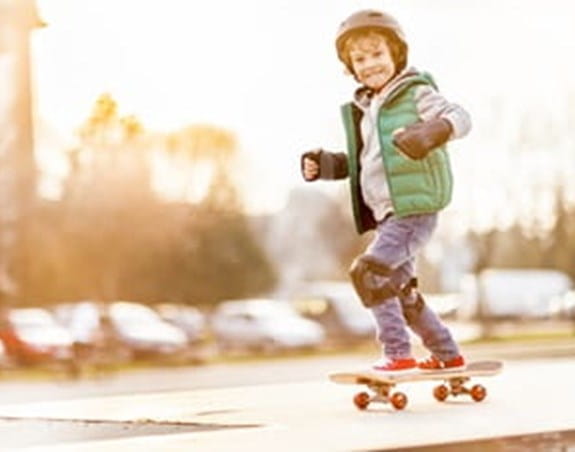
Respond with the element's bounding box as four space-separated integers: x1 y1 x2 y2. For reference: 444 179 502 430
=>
1 336 573 405
0 346 573 450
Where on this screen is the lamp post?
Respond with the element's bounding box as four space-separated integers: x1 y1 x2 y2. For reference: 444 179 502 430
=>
0 0 44 303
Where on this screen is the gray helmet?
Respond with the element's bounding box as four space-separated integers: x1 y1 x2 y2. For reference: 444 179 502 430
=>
335 10 408 74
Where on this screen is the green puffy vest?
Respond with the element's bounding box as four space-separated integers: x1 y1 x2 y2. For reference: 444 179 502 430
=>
341 73 453 234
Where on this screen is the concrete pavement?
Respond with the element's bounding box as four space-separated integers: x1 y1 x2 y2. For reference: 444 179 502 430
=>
0 358 574 451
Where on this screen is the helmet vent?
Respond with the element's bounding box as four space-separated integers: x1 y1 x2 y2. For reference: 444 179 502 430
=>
368 12 383 17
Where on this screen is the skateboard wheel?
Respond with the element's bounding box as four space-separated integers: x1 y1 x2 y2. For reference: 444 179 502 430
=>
470 384 486 402
353 391 370 410
433 384 449 402
390 392 408 410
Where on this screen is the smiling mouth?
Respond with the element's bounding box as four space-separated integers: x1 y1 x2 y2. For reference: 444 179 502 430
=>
363 69 386 79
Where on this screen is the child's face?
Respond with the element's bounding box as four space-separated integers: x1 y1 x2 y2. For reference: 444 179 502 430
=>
348 34 396 91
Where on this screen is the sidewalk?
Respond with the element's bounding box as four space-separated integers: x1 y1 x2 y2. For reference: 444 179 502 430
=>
0 358 573 451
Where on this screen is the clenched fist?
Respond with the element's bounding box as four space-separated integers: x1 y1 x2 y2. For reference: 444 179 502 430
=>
301 149 322 181
392 118 453 160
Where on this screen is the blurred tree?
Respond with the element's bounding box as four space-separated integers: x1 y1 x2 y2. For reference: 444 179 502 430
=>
541 189 575 280
469 186 575 279
178 169 276 304
23 94 276 306
121 169 277 305
166 124 236 164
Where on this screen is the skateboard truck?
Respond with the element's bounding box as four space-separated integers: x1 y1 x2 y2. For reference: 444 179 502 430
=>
432 376 486 403
353 379 408 410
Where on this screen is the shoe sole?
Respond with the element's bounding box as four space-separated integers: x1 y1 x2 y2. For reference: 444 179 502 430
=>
372 367 419 376
419 365 467 372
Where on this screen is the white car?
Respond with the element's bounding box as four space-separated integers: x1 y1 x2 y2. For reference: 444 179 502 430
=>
108 302 189 358
156 303 206 343
211 299 325 352
460 270 572 319
53 301 102 346
549 290 575 319
5 308 75 365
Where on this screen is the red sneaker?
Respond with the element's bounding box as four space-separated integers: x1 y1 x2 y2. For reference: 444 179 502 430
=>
372 357 418 375
418 355 465 371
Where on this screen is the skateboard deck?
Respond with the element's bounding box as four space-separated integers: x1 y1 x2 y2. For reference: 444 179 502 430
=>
329 360 502 410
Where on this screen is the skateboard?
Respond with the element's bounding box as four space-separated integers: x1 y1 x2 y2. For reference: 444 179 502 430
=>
329 360 503 410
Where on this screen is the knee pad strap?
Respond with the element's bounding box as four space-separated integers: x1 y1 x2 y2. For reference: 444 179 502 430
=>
400 280 425 325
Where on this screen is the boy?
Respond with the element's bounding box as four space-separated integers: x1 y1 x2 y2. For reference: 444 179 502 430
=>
301 10 471 374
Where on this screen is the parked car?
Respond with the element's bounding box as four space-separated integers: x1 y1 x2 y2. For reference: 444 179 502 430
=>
54 301 102 345
211 298 325 353
55 301 190 362
549 290 575 319
155 303 207 343
108 301 188 359
459 269 572 319
53 301 132 365
0 308 75 368
290 281 375 344
0 338 10 369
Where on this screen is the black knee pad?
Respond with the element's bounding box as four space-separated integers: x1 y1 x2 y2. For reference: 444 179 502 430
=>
349 255 397 308
399 279 425 325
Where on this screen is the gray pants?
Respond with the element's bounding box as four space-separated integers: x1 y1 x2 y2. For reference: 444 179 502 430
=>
363 213 460 361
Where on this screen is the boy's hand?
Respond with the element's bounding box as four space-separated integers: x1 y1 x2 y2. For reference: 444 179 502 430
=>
392 118 453 160
301 149 321 181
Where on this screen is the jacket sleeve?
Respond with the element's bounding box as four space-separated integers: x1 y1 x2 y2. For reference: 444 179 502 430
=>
319 151 349 180
413 85 472 140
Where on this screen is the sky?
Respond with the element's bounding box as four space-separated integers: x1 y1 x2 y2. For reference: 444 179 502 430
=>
30 0 575 231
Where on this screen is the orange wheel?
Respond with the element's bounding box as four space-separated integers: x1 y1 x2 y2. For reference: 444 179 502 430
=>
353 391 370 410
470 384 486 402
390 392 408 410
433 384 449 402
